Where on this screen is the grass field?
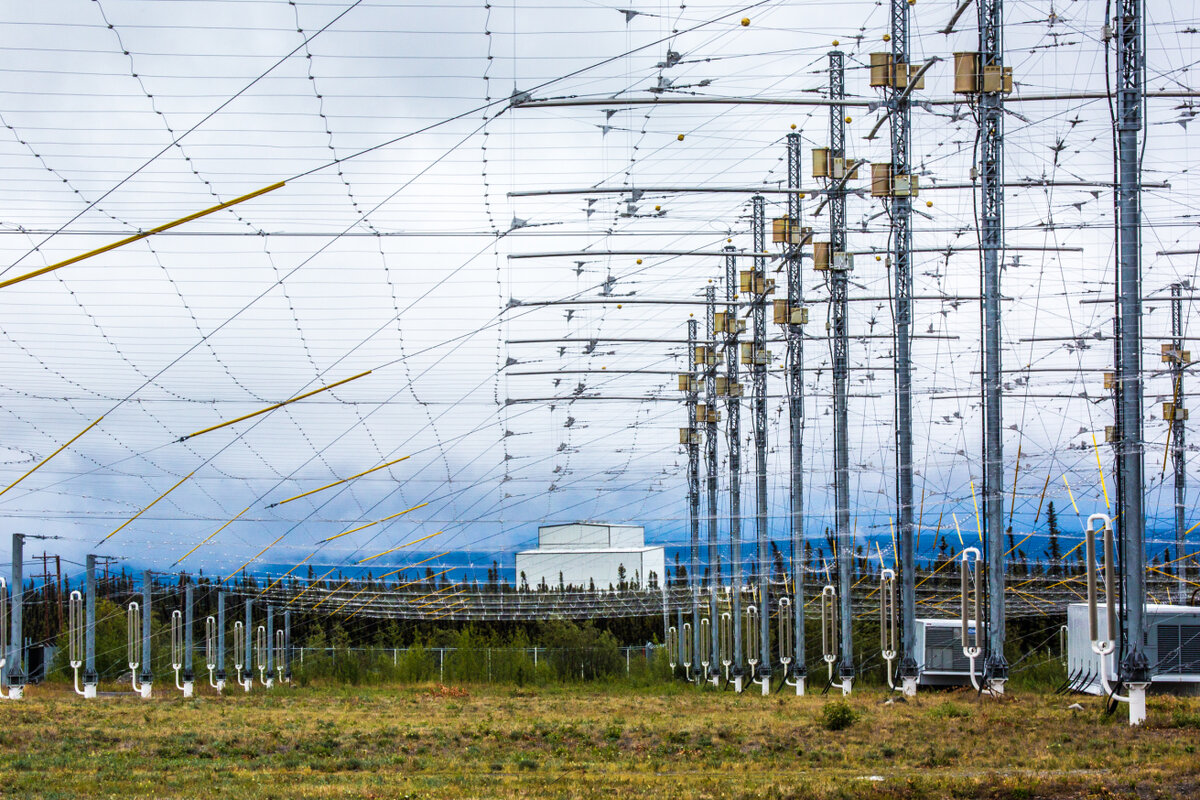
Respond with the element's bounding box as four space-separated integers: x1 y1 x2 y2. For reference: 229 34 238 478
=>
1 682 1199 799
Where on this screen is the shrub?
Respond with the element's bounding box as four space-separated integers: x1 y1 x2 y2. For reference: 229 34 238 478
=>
821 701 856 731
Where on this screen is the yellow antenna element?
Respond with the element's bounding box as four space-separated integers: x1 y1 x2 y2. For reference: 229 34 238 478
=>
268 456 410 508
345 567 457 620
311 579 353 611
0 182 285 291
179 370 371 441
1008 445 1023 523
1062 475 1081 516
0 416 104 499
379 550 451 580
969 481 983 541
1004 532 1033 558
413 588 464 610
889 517 897 567
1185 520 1200 538
330 584 371 615
1062 540 1084 560
356 530 443 564
952 513 965 548
1033 471 1052 522
260 551 316 596
321 502 430 543
223 532 288 583
99 471 194 544
285 568 336 606
1090 432 1111 510
173 506 250 566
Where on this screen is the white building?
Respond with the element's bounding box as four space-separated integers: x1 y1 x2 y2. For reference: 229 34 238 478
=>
515 523 666 591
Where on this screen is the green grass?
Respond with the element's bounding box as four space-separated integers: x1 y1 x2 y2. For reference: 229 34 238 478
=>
0 683 1198 798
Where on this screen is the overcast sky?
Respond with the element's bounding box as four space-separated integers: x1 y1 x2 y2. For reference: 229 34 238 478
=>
0 0 1197 585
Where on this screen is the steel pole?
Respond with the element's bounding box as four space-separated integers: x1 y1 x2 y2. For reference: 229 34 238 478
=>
216 591 227 682
141 570 153 686
889 0 917 686
1171 284 1186 585
784 133 807 682
183 582 194 682
752 196 771 678
284 608 292 681
687 317 702 679
829 50 856 687
1115 0 1148 685
725 247 744 680
7 534 24 687
84 553 97 686
705 285 720 676
979 0 1009 688
244 598 253 684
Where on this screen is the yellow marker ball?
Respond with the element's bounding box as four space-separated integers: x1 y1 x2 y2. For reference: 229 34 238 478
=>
741 17 750 26
798 193 806 199
926 200 933 208
845 116 852 123
677 134 685 141
876 255 882 261
601 366 607 370
654 205 661 211
790 123 797 130
727 238 733 243
883 33 891 41
636 259 643 264
833 39 840 46
617 304 623 309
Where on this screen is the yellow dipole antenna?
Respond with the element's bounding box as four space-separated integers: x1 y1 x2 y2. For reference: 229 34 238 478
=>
379 550 451 580
223 532 288 583
99 471 194 545
172 506 250 567
1033 471 1052 523
0 416 104 499
321 502 429 543
952 513 965 548
1062 474 1081 516
179 370 371 441
969 480 984 542
344 568 457 621
267 456 410 508
0 182 285 290
259 552 317 597
356 530 443 564
1090 432 1111 510
285 568 337 606
1008 444 1023 526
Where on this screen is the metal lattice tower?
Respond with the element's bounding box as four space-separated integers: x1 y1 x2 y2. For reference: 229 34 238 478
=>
830 51 855 685
1115 0 1148 685
888 0 918 685
784 133 807 683
1170 285 1187 585
751 195 770 677
724 246 744 678
686 317 702 677
704 285 720 676
978 0 1009 687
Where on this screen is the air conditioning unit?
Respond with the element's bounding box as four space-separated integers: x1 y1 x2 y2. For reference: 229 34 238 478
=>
1065 603 1200 696
914 618 986 687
